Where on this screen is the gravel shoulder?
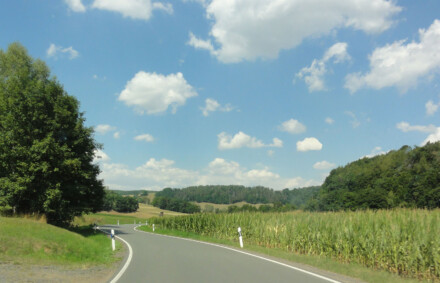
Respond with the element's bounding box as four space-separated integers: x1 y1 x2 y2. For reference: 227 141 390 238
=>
0 239 126 283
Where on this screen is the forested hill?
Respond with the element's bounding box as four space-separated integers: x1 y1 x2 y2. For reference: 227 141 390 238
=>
155 185 320 208
308 142 440 211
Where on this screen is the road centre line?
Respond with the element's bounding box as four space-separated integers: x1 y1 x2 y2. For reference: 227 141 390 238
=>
134 225 341 283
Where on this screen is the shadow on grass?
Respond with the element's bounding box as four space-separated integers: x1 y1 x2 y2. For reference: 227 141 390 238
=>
67 225 100 237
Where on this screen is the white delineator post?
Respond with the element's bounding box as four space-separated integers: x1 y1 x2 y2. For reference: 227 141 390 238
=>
117 220 119 226
146 221 148 226
111 229 115 251
153 224 155 232
238 227 243 248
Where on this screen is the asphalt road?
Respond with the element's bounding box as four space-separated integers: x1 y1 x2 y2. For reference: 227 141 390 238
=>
99 224 343 283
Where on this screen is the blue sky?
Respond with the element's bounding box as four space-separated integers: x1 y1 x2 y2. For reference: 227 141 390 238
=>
1 0 439 191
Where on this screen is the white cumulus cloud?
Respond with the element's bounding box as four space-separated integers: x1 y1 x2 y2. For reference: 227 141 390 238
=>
188 0 400 63
296 42 350 92
297 137 323 152
426 100 439 116
345 19 440 93
201 98 233 116
218 131 282 150
65 0 86 12
313 161 336 170
99 156 320 190
95 124 116 134
47 44 79 60
92 0 172 21
396 122 437 133
134 134 155 142
362 146 388 158
396 121 440 146
278 119 306 134
423 128 440 145
325 117 335 125
118 71 197 115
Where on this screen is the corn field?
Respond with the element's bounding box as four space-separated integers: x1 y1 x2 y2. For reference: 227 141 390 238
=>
151 209 440 281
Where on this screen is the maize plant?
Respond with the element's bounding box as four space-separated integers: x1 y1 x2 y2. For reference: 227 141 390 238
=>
150 209 440 281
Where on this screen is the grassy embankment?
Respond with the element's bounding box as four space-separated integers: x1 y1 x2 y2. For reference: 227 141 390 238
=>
141 209 440 283
0 216 122 267
0 202 179 267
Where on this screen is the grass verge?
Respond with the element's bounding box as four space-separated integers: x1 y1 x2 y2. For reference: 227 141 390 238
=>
0 216 123 267
138 225 433 283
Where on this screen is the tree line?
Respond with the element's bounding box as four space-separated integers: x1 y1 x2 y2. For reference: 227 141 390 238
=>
152 196 201 214
155 185 320 208
102 190 139 213
307 142 440 211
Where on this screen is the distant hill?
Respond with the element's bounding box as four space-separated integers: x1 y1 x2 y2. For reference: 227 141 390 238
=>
155 185 320 208
111 190 149 197
308 142 440 211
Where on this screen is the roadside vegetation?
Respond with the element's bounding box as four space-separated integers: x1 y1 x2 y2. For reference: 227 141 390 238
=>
0 216 122 266
146 209 440 282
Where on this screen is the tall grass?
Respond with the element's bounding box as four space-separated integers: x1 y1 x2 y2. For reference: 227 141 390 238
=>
149 209 440 281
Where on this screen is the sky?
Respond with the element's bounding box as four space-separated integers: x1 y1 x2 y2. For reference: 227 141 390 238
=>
1 0 439 191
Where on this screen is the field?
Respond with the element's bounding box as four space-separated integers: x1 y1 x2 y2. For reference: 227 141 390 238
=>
147 209 440 282
74 203 185 226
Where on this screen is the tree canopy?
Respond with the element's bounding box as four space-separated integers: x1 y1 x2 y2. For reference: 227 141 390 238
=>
308 142 440 211
102 190 139 213
152 196 201 214
0 43 105 226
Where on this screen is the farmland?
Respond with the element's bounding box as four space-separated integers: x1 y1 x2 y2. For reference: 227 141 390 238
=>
74 203 185 226
146 209 440 281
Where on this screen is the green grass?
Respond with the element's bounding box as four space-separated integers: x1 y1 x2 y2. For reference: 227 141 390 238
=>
0 216 123 267
144 209 440 282
74 212 148 226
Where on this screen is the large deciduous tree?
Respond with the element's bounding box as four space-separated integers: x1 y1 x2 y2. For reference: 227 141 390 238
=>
0 43 104 226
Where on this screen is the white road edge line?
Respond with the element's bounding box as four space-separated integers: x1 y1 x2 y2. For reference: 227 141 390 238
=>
134 225 341 283
98 227 133 283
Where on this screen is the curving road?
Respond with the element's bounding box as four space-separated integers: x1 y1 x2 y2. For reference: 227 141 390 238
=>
99 224 347 283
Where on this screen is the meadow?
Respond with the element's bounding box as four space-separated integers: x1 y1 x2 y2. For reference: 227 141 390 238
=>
147 209 440 281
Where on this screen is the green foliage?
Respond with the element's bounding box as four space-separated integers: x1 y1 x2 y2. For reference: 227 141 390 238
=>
102 190 139 213
156 185 319 207
149 209 440 281
310 143 440 211
152 196 200 214
0 43 105 226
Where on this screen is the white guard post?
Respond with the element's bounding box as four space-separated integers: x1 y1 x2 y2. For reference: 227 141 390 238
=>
117 220 119 226
153 224 155 232
146 221 148 226
111 229 115 251
238 227 243 248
